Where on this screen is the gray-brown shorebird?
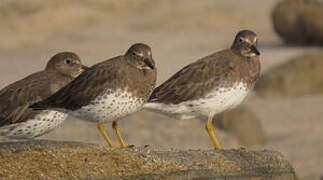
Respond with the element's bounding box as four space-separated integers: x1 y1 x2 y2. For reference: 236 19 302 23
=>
0 52 88 139
30 43 157 148
144 30 261 149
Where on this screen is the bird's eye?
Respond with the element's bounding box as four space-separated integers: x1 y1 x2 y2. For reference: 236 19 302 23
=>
132 52 137 56
239 38 243 42
65 59 71 64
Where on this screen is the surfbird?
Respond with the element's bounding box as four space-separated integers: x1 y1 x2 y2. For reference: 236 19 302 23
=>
0 52 88 139
144 30 261 149
30 43 157 148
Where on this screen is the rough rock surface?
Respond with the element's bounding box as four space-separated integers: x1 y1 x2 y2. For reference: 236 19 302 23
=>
255 50 323 98
272 0 323 45
0 140 297 180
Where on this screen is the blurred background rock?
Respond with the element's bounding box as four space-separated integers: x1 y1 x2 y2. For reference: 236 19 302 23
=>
272 0 323 45
214 106 266 147
255 50 323 98
0 0 322 179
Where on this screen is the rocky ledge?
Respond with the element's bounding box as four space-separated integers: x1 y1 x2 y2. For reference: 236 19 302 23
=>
0 140 297 180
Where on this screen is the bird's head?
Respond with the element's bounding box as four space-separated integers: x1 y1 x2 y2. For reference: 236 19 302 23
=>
231 30 260 57
125 43 155 70
46 52 89 78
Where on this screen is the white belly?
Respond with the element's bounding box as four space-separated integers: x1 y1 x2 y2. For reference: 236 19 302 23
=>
71 89 144 123
0 110 67 139
192 82 249 117
144 102 199 120
144 82 249 120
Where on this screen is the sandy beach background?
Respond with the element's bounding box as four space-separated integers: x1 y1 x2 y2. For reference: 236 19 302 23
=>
0 0 322 179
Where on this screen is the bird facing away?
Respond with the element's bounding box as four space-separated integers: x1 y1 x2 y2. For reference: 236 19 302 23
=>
0 52 88 139
30 43 157 148
144 30 261 150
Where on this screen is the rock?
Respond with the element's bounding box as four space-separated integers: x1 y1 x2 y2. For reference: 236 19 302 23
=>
301 2 323 44
272 0 307 44
272 0 323 45
0 140 297 179
255 50 323 98
214 106 267 146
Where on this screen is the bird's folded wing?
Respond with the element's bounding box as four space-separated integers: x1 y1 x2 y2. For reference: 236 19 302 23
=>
30 62 123 111
0 72 51 125
149 56 232 104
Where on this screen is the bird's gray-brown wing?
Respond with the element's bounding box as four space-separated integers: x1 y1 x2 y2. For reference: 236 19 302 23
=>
0 72 54 126
30 57 124 111
149 52 234 104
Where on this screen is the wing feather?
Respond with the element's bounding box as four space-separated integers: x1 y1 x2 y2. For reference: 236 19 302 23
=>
149 51 233 104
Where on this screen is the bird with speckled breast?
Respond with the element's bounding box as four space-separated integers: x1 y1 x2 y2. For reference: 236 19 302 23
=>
144 30 261 150
0 52 88 139
30 43 157 148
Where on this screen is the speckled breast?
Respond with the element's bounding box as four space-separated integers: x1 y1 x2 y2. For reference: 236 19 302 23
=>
0 110 68 139
71 88 145 123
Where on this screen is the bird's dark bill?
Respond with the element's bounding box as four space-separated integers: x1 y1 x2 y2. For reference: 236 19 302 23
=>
81 65 90 72
251 45 260 56
144 59 155 69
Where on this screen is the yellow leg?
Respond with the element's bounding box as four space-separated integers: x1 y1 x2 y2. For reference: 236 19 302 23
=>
97 123 115 148
205 116 222 150
112 121 128 148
